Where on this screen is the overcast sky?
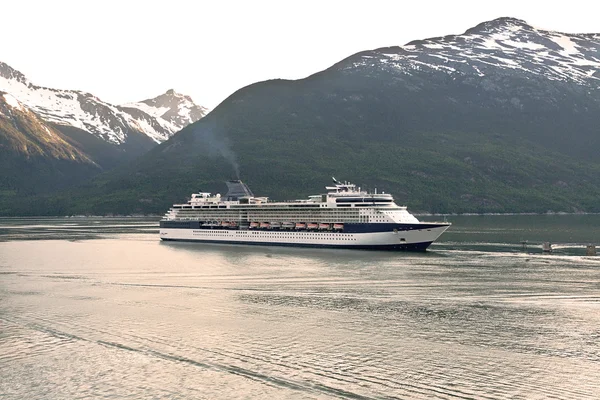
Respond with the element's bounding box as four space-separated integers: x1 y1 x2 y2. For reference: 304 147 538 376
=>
3 0 599 108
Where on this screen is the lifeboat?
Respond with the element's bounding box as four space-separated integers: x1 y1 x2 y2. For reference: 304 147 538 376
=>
333 223 344 230
270 222 281 228
249 222 259 228
318 223 330 230
282 222 294 229
295 222 306 229
221 221 230 227
260 222 270 228
307 223 318 229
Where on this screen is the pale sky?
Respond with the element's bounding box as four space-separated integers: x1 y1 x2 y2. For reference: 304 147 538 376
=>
3 0 599 109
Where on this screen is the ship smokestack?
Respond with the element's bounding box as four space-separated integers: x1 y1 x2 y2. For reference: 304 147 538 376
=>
225 180 254 201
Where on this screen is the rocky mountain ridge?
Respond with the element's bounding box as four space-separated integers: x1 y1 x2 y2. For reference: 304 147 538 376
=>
123 89 208 133
0 61 208 146
0 92 94 162
343 17 600 86
0 92 101 200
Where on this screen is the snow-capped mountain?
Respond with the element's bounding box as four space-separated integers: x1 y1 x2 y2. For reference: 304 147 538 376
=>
343 17 600 87
0 91 94 162
0 61 208 146
1 91 102 197
122 89 208 132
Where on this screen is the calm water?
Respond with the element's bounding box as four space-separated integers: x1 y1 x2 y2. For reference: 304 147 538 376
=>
1 215 599 399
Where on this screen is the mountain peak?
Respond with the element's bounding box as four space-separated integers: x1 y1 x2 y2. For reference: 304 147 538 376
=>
161 89 192 102
465 17 533 35
122 90 208 132
0 60 207 145
357 16 600 89
0 61 28 84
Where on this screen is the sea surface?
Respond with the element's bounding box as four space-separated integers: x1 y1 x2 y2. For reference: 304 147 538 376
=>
1 215 599 399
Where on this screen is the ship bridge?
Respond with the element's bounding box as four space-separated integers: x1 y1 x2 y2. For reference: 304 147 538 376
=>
325 178 394 205
324 178 418 224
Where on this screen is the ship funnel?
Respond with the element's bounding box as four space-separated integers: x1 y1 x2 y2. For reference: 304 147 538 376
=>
225 180 254 201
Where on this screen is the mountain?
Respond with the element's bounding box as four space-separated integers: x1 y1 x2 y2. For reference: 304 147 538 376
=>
0 61 208 160
122 89 208 132
0 92 95 163
0 92 101 212
6 18 600 216
0 61 208 209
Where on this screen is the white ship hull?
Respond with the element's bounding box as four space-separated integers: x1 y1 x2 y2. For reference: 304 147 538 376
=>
159 224 449 251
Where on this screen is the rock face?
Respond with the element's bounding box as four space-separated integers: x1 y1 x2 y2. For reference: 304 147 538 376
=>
0 92 100 198
0 61 208 146
0 92 93 161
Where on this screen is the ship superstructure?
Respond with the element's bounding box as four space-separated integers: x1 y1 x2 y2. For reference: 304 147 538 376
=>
160 179 450 250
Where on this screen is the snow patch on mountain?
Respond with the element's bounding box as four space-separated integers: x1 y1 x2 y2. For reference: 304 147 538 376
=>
346 17 600 87
549 34 579 56
124 101 171 121
2 93 23 111
42 125 53 137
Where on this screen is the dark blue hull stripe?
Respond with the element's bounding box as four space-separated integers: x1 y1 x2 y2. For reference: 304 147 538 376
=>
342 223 447 233
160 238 433 251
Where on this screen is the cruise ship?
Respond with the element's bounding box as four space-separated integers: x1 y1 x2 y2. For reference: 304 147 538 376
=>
159 179 451 250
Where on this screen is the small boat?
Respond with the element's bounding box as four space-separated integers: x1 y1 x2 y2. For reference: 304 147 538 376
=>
282 222 294 229
270 222 281 228
221 221 230 227
307 223 318 229
260 222 270 228
249 222 259 228
318 223 330 229
333 223 344 230
295 222 306 229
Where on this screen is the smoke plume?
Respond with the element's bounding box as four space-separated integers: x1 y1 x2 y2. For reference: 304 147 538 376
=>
192 119 240 179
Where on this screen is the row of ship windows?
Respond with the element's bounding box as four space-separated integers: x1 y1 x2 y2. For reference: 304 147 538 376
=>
192 230 355 237
192 231 355 238
172 208 395 215
175 209 362 211
181 219 362 222
192 233 357 241
176 204 392 209
179 206 334 209
173 210 387 215
176 213 375 216
177 216 361 218
173 209 359 213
